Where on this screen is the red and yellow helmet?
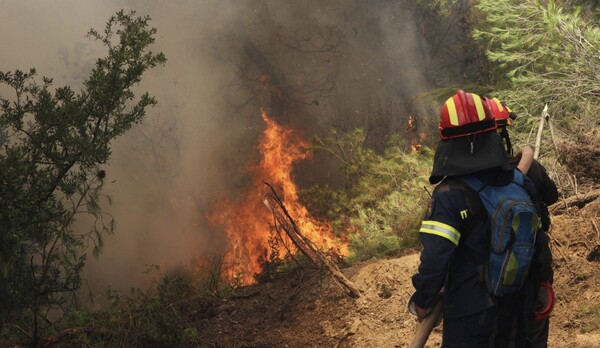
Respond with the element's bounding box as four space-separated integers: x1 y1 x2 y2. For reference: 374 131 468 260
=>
484 97 513 127
439 90 496 139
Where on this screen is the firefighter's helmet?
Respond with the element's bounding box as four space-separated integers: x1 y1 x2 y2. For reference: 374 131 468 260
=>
484 97 513 127
439 90 496 139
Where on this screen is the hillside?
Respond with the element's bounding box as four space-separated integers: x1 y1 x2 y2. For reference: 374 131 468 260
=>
192 187 600 347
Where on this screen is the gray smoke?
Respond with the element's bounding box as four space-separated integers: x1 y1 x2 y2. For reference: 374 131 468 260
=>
0 0 469 293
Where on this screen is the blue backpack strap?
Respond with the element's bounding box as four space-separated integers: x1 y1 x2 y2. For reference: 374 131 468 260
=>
512 169 525 186
464 169 524 193
460 174 486 193
514 169 540 203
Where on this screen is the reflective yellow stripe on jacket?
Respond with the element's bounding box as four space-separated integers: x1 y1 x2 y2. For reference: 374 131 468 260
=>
419 220 461 246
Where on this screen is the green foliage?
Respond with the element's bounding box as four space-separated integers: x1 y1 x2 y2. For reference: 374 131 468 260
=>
4 267 215 347
473 0 600 133
346 204 415 263
306 129 432 262
101 286 185 347
0 10 165 344
416 0 476 17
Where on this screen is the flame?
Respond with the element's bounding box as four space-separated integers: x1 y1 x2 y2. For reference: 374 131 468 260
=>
407 115 421 152
407 115 416 132
207 109 347 284
407 115 429 152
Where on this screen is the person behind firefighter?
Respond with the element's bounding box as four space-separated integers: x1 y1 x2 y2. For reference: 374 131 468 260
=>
484 96 558 348
408 90 553 347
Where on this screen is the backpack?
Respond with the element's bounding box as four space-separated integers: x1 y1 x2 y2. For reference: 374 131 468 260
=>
461 169 541 297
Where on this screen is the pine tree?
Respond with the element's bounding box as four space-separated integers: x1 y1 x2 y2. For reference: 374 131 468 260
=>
474 0 600 132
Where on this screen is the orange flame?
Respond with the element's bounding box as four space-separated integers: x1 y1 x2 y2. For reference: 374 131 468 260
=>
407 116 428 152
207 109 347 284
407 115 416 132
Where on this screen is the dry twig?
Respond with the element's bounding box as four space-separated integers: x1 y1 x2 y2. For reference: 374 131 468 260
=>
263 182 361 298
549 189 600 215
533 104 547 160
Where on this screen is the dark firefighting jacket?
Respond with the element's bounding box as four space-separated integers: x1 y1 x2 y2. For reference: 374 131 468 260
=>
411 168 553 319
508 156 559 232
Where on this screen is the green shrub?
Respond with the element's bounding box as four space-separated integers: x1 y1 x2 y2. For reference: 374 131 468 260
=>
8 265 221 347
306 129 432 262
0 10 166 345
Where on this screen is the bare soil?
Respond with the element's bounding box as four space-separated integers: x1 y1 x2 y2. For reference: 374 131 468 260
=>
192 188 600 347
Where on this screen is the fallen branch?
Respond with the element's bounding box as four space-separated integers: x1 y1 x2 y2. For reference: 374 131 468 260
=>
263 201 323 267
549 189 600 215
263 182 361 298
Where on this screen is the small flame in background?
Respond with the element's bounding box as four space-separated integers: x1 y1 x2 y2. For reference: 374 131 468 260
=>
407 115 427 152
207 109 348 285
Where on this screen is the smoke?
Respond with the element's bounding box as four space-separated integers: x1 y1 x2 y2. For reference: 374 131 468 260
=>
0 0 469 293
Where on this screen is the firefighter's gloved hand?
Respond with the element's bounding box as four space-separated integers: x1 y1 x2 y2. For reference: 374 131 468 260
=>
534 281 555 320
408 294 443 326
408 300 429 322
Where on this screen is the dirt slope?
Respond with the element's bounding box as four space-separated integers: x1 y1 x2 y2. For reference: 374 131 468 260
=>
194 189 600 347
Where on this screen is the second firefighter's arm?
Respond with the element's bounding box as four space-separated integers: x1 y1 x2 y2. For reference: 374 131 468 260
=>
516 146 534 174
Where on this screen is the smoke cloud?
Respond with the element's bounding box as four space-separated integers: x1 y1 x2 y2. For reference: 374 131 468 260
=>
0 0 470 292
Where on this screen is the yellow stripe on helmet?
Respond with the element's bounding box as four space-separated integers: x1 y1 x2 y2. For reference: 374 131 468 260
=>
472 94 487 121
492 97 504 112
446 97 459 126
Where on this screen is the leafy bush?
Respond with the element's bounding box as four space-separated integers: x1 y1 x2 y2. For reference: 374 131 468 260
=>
305 129 432 262
0 266 219 347
0 10 166 345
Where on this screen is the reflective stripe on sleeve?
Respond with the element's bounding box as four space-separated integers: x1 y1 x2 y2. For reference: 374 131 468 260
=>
419 220 461 246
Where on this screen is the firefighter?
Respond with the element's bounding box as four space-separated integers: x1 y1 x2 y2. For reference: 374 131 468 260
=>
484 96 558 348
409 90 553 347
